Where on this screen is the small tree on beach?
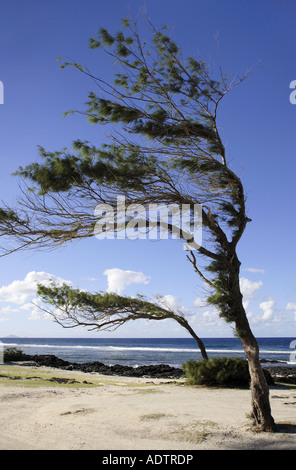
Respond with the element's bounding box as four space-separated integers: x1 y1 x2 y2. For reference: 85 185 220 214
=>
36 284 209 360
0 15 275 431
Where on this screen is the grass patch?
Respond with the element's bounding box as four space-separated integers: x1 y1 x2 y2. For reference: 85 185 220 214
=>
274 382 296 389
174 420 217 444
140 413 171 421
0 367 97 389
132 387 165 394
0 365 167 390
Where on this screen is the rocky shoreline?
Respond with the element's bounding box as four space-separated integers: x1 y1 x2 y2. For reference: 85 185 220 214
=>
4 351 296 383
265 366 296 384
9 353 185 379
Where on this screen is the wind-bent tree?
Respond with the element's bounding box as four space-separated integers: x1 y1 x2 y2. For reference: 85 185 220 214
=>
36 284 208 360
0 16 275 430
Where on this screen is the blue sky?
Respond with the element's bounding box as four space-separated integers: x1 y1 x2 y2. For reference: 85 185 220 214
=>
0 0 295 338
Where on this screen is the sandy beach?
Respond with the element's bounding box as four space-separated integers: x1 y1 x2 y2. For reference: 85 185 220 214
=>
0 364 295 450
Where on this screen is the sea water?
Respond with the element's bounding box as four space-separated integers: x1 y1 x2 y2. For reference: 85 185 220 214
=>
1 337 295 368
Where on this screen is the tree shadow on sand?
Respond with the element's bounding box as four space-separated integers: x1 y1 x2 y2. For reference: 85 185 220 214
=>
276 423 296 434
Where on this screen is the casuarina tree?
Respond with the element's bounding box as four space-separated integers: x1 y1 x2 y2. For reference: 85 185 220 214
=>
0 15 275 431
36 284 209 360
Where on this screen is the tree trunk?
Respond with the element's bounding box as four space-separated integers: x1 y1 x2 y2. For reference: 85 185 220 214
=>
177 317 209 360
238 321 276 431
230 257 276 431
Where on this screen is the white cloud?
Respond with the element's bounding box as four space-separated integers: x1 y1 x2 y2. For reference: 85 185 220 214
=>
286 302 296 321
201 309 221 325
0 271 71 305
192 296 206 308
246 311 256 321
1 305 20 314
240 277 263 303
156 294 187 314
242 268 265 274
103 268 150 294
260 298 276 321
156 294 225 331
25 298 48 321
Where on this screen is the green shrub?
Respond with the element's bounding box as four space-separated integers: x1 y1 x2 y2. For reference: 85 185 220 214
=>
182 357 251 387
3 347 27 362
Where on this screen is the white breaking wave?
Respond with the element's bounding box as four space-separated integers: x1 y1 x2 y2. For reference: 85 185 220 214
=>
1 341 293 355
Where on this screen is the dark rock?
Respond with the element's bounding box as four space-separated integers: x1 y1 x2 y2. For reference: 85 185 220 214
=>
16 353 184 379
263 368 274 385
48 377 80 384
15 353 296 383
267 366 296 384
29 354 71 369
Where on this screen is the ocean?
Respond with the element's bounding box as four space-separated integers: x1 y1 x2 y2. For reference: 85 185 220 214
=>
1 337 296 368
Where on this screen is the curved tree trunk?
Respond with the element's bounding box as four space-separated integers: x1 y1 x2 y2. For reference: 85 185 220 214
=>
231 257 276 432
177 317 209 360
238 320 276 431
236 313 276 431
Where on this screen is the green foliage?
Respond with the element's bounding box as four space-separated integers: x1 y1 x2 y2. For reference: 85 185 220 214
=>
2 16 250 338
4 347 27 362
37 282 175 321
12 17 240 219
35 282 208 357
182 357 251 387
56 18 225 151
14 141 160 195
0 208 25 224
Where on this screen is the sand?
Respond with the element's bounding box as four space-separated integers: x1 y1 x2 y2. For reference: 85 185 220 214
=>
0 364 295 450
